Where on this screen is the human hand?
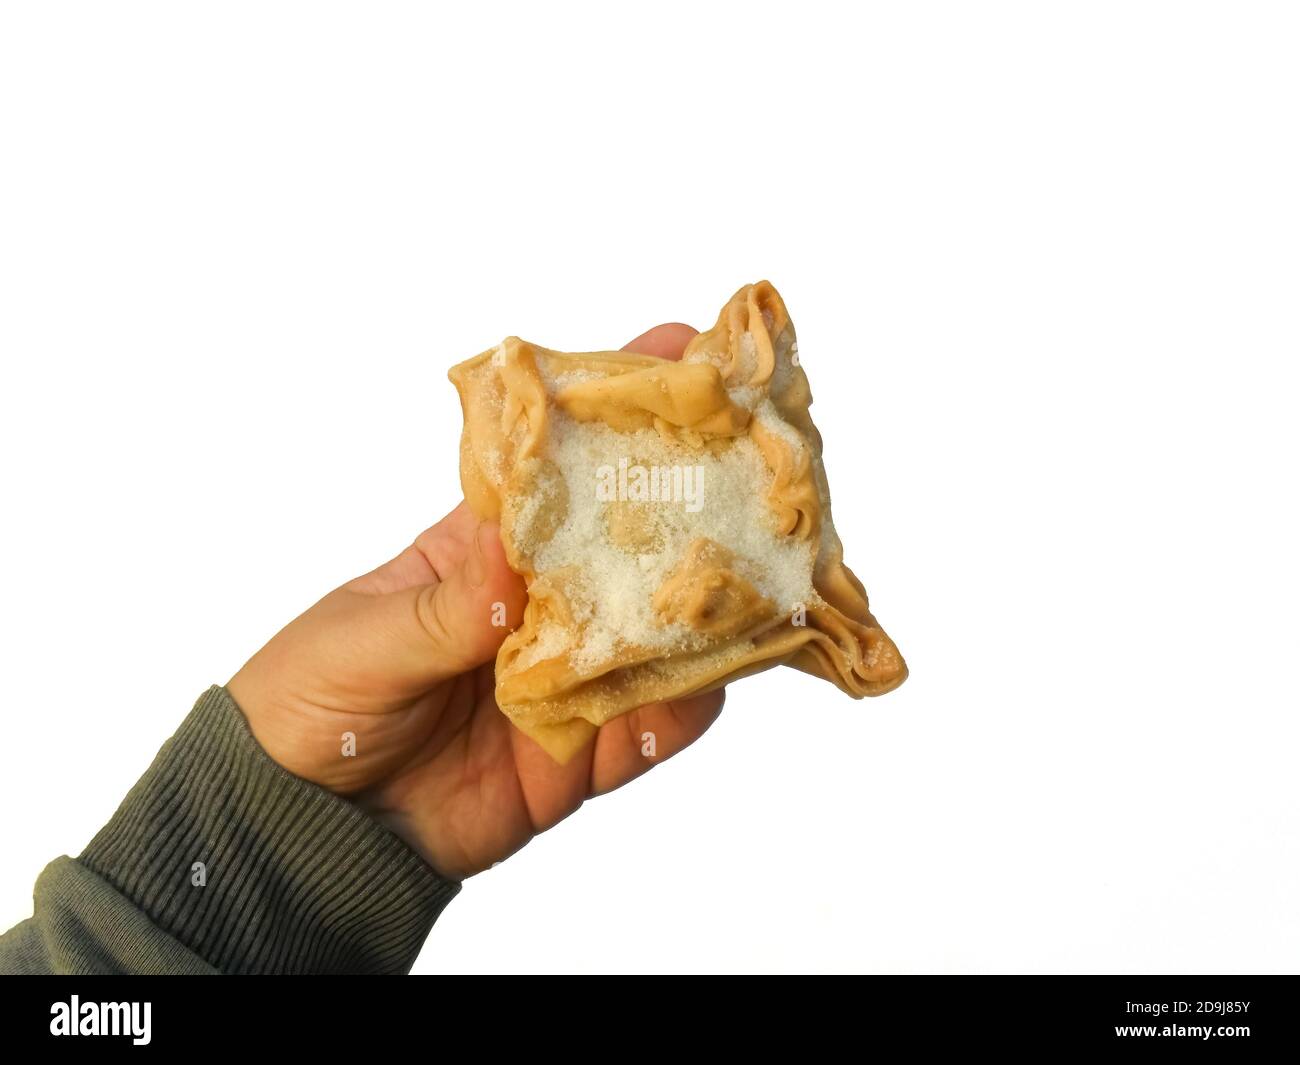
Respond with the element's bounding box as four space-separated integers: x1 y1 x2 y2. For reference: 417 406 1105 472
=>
227 323 724 879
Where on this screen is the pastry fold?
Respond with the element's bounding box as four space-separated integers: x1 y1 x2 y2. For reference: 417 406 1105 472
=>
449 282 906 762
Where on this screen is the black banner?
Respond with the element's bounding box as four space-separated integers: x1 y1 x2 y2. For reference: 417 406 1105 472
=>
0 976 1291 1053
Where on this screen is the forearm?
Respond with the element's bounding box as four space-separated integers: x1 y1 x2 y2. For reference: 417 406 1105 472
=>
0 687 458 975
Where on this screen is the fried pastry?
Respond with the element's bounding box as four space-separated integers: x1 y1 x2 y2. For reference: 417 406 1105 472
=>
448 282 906 762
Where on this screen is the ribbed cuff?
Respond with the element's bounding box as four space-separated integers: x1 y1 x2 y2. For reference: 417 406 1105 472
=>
80 686 459 974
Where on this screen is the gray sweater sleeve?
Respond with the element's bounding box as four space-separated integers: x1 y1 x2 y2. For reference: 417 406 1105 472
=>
0 686 460 975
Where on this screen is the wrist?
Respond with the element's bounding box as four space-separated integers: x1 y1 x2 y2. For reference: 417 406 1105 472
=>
80 686 460 973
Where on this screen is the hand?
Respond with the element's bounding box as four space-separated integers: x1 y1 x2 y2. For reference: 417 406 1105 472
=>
227 322 724 879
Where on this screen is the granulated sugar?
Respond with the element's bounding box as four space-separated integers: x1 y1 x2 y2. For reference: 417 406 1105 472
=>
754 396 804 449
513 393 815 674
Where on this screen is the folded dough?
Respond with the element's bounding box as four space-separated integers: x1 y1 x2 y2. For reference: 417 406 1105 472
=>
449 282 906 762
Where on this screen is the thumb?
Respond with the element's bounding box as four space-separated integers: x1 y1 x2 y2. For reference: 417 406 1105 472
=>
368 521 527 690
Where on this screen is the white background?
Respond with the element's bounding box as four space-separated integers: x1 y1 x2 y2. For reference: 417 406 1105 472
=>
2 2 1297 974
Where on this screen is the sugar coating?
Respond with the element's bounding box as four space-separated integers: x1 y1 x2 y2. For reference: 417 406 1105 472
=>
754 396 804 449
736 330 759 382
507 344 817 676
538 363 602 390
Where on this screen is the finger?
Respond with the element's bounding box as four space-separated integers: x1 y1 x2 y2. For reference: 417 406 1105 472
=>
506 715 597 834
589 688 725 796
352 501 479 596
354 520 527 690
621 322 698 361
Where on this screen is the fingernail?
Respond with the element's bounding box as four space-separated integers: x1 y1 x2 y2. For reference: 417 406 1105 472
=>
466 522 489 588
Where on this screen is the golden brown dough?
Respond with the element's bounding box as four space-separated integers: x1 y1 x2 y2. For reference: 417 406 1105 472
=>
448 281 906 762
